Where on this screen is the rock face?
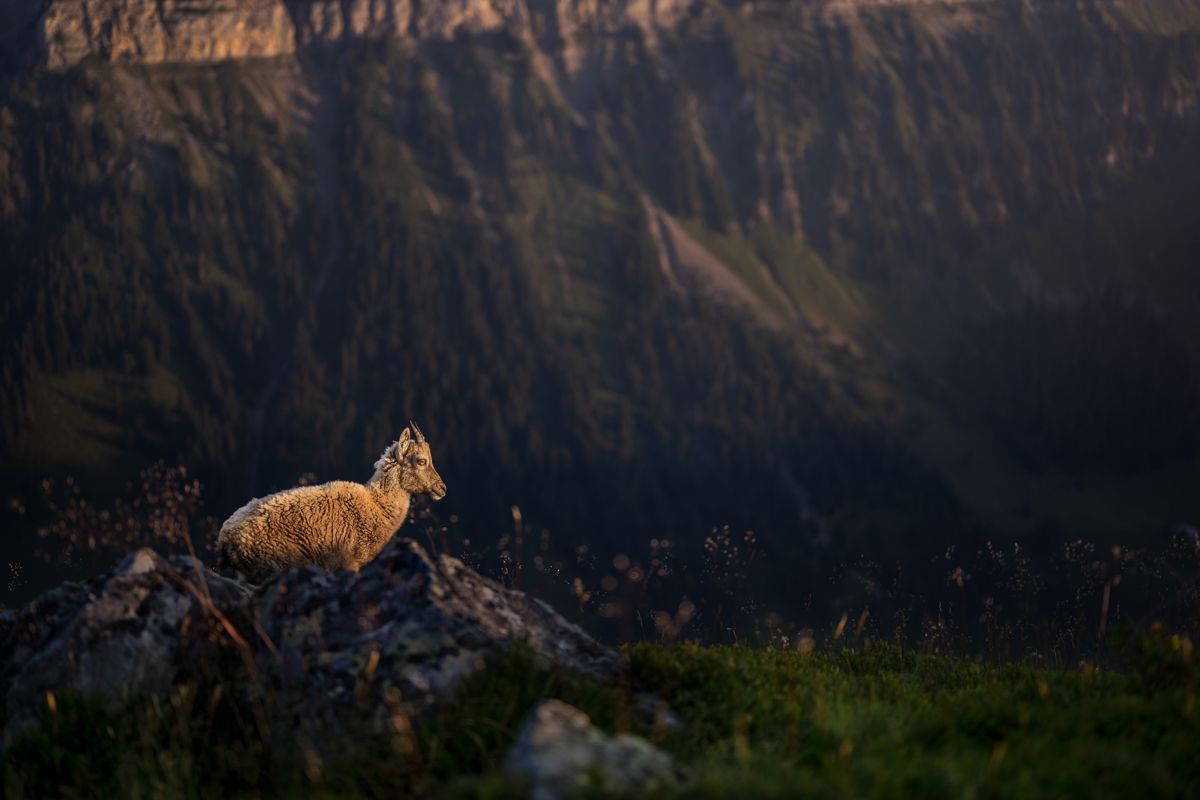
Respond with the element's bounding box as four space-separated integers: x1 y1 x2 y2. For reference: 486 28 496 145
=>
38 0 297 69
504 699 682 800
31 0 698 69
0 538 617 738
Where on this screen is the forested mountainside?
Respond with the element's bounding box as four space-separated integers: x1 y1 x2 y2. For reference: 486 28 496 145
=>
2 0 1200 607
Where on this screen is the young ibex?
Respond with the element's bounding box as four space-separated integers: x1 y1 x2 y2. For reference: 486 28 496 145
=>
216 422 447 583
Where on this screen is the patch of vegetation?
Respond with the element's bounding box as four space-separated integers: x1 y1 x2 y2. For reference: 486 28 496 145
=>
3 682 272 798
4 637 1197 798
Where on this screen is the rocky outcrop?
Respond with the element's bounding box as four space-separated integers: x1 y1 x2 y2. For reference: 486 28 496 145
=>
31 0 698 69
258 537 618 726
0 548 257 735
504 699 683 800
0 538 617 738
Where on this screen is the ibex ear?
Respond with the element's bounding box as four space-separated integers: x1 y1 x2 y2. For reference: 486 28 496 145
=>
396 427 413 456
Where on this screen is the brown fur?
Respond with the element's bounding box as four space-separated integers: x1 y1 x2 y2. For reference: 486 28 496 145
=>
216 424 446 583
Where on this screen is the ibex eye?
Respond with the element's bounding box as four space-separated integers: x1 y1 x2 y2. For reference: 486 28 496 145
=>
417 458 428 467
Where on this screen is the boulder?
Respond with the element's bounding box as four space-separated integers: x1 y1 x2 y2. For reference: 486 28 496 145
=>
504 699 682 800
0 548 255 736
258 538 620 728
0 538 618 739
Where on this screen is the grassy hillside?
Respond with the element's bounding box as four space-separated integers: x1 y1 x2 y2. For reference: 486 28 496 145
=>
4 638 1197 798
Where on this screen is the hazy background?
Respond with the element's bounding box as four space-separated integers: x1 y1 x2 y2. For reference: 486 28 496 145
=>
3 0 1199 650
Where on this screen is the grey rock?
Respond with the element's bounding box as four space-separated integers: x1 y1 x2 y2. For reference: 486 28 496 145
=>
504 699 682 800
1 538 618 739
0 548 255 737
258 538 619 726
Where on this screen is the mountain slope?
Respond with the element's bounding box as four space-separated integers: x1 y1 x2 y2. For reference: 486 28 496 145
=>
3 0 1200 604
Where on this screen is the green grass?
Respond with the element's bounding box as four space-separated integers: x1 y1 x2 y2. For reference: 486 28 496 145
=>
4 636 1196 799
630 642 1198 798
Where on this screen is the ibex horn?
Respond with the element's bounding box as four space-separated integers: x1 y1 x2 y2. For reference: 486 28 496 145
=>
408 420 425 443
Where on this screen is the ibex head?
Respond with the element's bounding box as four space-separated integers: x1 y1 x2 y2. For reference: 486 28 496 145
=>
393 421 447 500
